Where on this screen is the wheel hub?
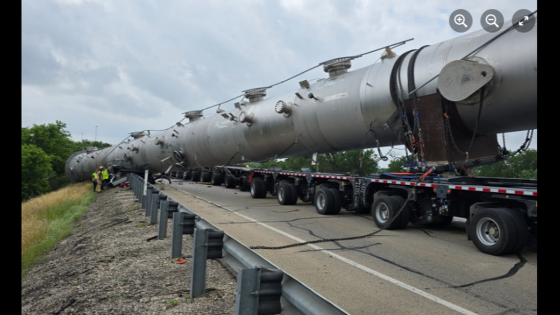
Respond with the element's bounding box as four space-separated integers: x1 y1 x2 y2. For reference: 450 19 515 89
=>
375 203 389 223
476 218 500 246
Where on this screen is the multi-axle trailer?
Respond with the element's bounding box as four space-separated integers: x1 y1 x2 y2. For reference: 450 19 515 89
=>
172 163 537 256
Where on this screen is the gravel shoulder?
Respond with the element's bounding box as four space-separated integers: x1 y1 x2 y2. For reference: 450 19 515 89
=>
21 186 237 315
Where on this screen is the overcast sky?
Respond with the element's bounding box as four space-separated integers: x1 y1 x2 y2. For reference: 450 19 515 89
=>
22 0 537 168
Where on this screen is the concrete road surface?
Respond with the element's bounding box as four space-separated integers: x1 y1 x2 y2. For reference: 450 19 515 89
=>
158 179 537 315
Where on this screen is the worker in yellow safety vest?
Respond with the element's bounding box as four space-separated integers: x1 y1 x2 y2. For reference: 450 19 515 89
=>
92 171 99 192
97 167 104 192
101 166 109 189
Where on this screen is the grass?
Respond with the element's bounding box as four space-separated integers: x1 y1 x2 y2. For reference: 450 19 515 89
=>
126 204 141 212
167 298 180 307
136 222 148 228
21 182 96 279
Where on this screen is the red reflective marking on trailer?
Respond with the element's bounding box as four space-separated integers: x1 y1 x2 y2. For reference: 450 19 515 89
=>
410 182 415 186
391 181 396 184
468 187 476 191
498 189 506 193
455 186 462 190
483 188 491 192
431 184 437 188
533 192 537 196
514 191 524 195
420 183 426 187
400 182 405 185
383 180 388 183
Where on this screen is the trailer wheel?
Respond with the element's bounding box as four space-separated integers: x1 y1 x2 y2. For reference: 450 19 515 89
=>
225 175 236 188
278 182 293 205
211 173 223 186
287 183 299 204
371 195 402 229
201 171 211 182
469 208 518 255
191 170 200 182
239 176 249 191
392 196 411 229
250 178 266 198
314 187 335 215
328 188 342 215
258 179 268 197
500 208 529 254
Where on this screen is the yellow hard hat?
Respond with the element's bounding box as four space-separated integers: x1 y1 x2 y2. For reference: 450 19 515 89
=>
99 166 104 169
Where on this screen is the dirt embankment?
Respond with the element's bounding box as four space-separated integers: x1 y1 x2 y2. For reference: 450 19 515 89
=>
21 186 237 314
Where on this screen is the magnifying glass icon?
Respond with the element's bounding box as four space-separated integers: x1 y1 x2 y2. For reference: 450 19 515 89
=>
454 14 468 28
485 14 499 27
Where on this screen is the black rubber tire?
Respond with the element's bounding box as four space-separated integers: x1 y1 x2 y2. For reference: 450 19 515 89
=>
422 215 454 228
225 175 236 188
328 188 342 215
211 173 223 186
393 195 411 229
250 178 266 198
239 176 249 191
500 208 529 254
191 170 200 182
277 182 293 205
185 170 192 180
287 183 298 205
314 187 335 215
371 195 403 229
469 208 518 256
201 171 211 182
258 178 268 197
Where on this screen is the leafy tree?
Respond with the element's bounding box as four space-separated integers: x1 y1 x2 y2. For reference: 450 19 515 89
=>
72 139 113 152
470 149 537 179
21 121 75 190
386 155 408 173
249 149 380 175
21 144 53 201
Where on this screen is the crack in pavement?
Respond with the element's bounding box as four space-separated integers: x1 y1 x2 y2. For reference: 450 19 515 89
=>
490 307 538 315
287 222 325 239
273 209 300 213
410 227 435 237
453 254 528 288
298 242 381 253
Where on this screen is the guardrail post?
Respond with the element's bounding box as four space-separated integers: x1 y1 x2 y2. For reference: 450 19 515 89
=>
170 211 196 258
170 212 183 259
190 228 209 298
150 190 160 224
158 200 169 239
145 187 153 216
190 228 224 298
235 268 260 315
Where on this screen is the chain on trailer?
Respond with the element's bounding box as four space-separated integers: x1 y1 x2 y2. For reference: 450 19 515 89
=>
443 86 486 176
250 198 411 250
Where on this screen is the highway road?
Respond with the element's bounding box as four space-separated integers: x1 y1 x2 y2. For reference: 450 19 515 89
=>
158 179 537 315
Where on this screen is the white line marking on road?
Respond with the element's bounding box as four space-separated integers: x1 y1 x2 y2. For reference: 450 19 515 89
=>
172 186 478 315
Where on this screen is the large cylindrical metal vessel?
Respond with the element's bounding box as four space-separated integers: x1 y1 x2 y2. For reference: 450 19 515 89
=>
65 16 536 183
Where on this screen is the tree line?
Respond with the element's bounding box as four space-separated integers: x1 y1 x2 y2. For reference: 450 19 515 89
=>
22 121 112 201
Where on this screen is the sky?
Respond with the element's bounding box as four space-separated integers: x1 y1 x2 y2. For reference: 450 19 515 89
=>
22 0 537 168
